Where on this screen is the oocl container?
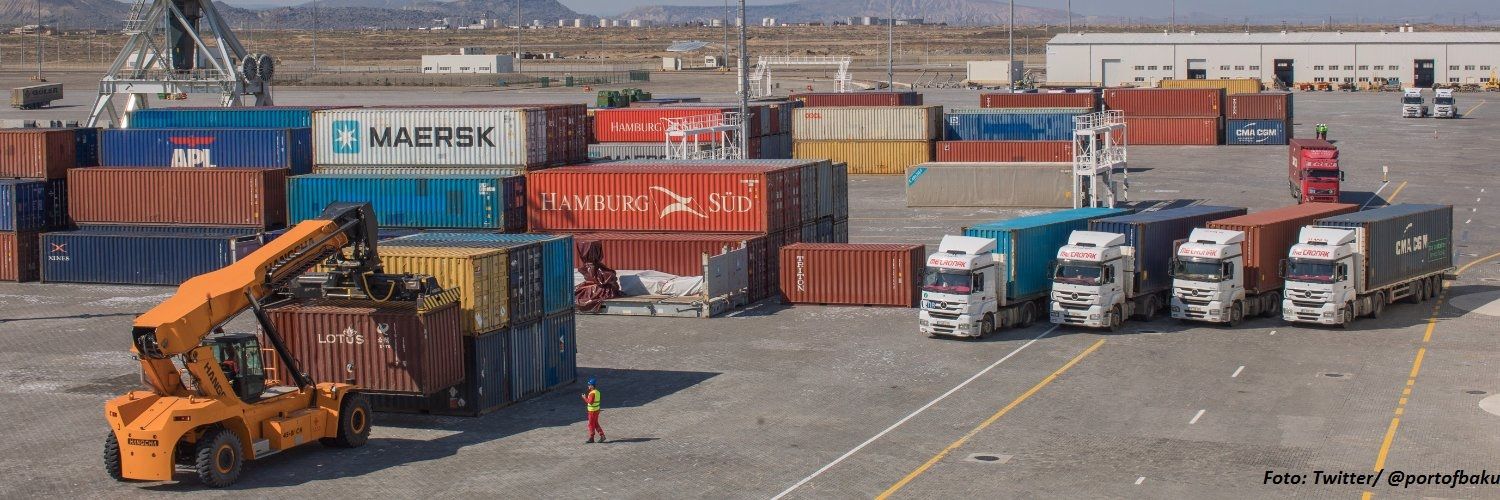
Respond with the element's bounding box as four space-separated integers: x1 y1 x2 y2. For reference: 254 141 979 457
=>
68 167 287 228
39 227 264 285
1121 117 1220 145
941 108 1089 141
0 231 40 282
1315 204 1454 291
1104 88 1223 116
1204 203 1358 294
313 107 548 167
792 106 942 141
287 174 525 230
777 243 924 307
935 140 1072 162
963 207 1132 302
126 106 328 129
0 129 78 178
267 291 464 396
981 92 1098 110
99 128 313 173
1226 93 1293 120
905 163 1073 207
793 140 932 175
1225 119 1288 145
392 232 576 315
788 91 922 107
526 163 800 233
1090 205 1248 294
373 246 512 336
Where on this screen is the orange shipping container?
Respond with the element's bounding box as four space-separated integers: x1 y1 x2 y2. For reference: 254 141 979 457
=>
0 231 40 282
1204 203 1358 293
1120 117 1220 145
67 167 287 228
778 243 925 307
0 129 78 179
935 141 1072 162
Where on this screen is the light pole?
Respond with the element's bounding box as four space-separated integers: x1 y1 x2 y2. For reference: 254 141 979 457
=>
1066 0 1072 33
1008 0 1014 90
722 0 729 69
312 0 319 71
35 0 43 81
515 0 522 61
886 0 893 89
738 0 748 159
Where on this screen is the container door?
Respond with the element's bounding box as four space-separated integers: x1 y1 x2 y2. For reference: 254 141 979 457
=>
1414 60 1435 88
1187 59 1207 80
1274 59 1294 87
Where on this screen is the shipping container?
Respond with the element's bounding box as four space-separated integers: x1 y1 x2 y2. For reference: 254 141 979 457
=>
832 217 848 243
588 142 708 161
1158 78 1263 95
313 107 548 167
1205 203 1358 293
1315 204 1454 291
592 106 740 142
392 233 576 314
792 106 942 141
267 292 464 395
1104 88 1223 116
1225 119 1289 145
373 246 511 336
443 329 512 415
312 165 527 177
777 243 924 307
39 227 263 285
831 163 848 219
1121 117 1220 145
501 103 589 166
287 174 525 230
62 127 99 167
99 128 313 174
812 161 835 219
68 167 286 228
1226 93 1293 120
42 178 67 229
526 163 801 233
905 163 1073 208
1090 205 1248 294
508 312 578 402
934 140 1072 163
0 129 77 178
384 238 544 325
0 180 47 232
569 231 771 300
942 108 1089 141
793 140 932 175
964 207 1131 301
981 92 1098 110
126 107 329 129
788 91 923 107
0 231 40 282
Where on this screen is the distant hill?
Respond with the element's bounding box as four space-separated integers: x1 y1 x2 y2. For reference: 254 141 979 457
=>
0 0 131 27
617 0 1081 26
0 0 586 29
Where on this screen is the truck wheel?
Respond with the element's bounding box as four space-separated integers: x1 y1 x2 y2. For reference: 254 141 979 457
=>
1227 301 1244 327
1139 296 1159 320
1106 306 1122 332
194 427 244 488
1264 293 1282 318
1368 293 1385 319
322 392 372 448
1018 302 1037 328
104 433 123 481
1339 304 1355 328
1409 280 1426 303
1430 277 1442 299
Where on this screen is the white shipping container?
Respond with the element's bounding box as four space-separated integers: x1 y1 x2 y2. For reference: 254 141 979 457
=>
792 106 941 141
313 107 547 167
966 60 1024 85
313 165 527 176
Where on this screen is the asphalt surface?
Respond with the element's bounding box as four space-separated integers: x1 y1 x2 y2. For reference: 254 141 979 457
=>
1 74 1498 499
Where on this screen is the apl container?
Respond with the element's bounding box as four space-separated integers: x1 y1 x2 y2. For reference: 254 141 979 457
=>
569 231 772 300
1090 205 1248 294
526 163 801 233
0 180 47 232
792 106 942 141
126 107 325 129
1121 117 1220 145
0 129 78 178
906 163 1073 208
1315 204 1454 291
39 227 264 285
1225 119 1288 145
0 231 40 282
935 140 1072 163
99 128 313 174
942 108 1089 141
384 238 545 326
287 174 525 230
394 232 576 314
964 207 1132 301
981 92 1098 110
68 167 287 228
1104 88 1223 116
1205 203 1358 294
777 243 924 307
507 312 578 402
793 140 932 175
1226 93 1293 120
789 91 923 107
373 246 512 336
313 107 548 167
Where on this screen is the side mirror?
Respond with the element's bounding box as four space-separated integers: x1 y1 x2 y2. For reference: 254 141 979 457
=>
1278 259 1288 278
1167 258 1178 278
1338 171 1347 181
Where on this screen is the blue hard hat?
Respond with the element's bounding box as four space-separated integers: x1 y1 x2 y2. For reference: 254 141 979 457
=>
587 378 597 386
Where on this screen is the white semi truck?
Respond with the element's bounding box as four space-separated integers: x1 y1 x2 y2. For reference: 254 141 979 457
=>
918 235 1006 338
1433 88 1457 118
1400 88 1428 118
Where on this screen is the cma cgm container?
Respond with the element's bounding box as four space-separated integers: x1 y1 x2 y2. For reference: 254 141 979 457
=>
68 167 287 228
0 179 47 232
0 129 77 178
941 107 1088 141
793 140 932 175
373 246 512 336
39 227 264 285
383 238 544 325
1104 88 1223 116
592 107 740 142
981 92 1097 110
935 140 1071 163
507 312 578 402
126 106 326 129
287 174 525 230
777 243 924 307
0 231 40 281
906 163 1072 208
1122 117 1220 145
1205 202 1359 294
1315 204 1454 291
1226 93 1293 120
964 207 1132 302
392 232 576 314
313 107 548 167
789 91 922 107
267 292 464 396
1090 205 1248 294
569 232 771 300
526 163 800 233
792 106 942 141
99 128 313 174
1225 119 1288 145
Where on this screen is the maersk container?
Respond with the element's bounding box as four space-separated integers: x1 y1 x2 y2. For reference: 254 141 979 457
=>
126 107 324 129
287 174 526 230
384 238 545 326
792 106 942 141
39 227 264 285
313 107 547 167
99 128 313 174
1090 205 1249 295
393 232 575 314
1225 119 1288 145
941 108 1089 141
312 165 526 177
508 312 578 403
1316 204 1454 291
964 207 1132 302
0 179 47 232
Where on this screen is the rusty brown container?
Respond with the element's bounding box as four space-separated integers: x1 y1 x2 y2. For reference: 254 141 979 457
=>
1226 92 1293 120
67 167 287 228
570 232 772 300
981 92 1097 110
266 290 464 395
1104 88 1223 117
1205 202 1358 294
0 129 78 179
934 141 1072 162
0 231 40 282
1119 117 1220 145
778 243 925 307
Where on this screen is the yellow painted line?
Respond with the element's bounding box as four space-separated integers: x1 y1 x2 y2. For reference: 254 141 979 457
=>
1362 490 1374 500
877 339 1106 499
1456 250 1500 276
1385 181 1408 204
1371 295 1444 472
1463 100 1486 116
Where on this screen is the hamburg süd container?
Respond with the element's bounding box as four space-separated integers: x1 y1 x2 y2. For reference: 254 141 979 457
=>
39 227 264 285
0 231 40 282
526 163 800 233
392 233 577 314
1204 202 1358 294
126 106 327 129
287 174 525 230
905 163 1073 208
313 107 548 167
788 91 923 107
507 312 578 402
1226 93 1293 120
964 207 1132 302
793 140 932 175
1158 78 1263 95
941 107 1089 141
383 238 545 326
68 167 287 228
372 246 512 336
1104 88 1223 117
792 106 942 141
0 129 78 179
777 243 925 307
1225 119 1288 145
266 291 464 395
99 128 313 174
1120 117 1220 145
568 231 771 300
981 92 1098 110
1314 204 1454 291
591 106 739 142
935 140 1072 163
0 179 47 232
1089 205 1248 295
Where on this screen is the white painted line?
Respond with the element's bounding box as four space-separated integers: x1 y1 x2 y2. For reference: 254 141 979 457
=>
1269 330 1277 336
770 325 1061 500
1231 366 1245 378
1189 409 1206 425
1135 477 1146 485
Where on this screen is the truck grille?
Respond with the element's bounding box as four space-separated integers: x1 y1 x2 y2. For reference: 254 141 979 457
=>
1293 311 1323 321
1286 289 1328 302
928 311 960 321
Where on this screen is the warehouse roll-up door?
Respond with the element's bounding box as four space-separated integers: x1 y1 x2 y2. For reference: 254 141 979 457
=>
1187 59 1207 80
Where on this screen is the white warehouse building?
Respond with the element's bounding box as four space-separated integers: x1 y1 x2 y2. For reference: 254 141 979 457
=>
421 54 515 74
1045 31 1500 88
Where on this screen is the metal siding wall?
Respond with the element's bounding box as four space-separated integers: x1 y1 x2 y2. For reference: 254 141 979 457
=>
287 175 518 230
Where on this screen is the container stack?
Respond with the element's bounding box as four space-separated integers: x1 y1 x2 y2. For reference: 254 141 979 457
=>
1159 78 1264 95
588 102 796 161
788 91 922 107
1224 92 1294 145
0 129 83 281
1103 88 1223 145
792 105 940 174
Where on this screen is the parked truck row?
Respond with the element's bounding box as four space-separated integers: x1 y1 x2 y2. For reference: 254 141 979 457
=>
1401 88 1458 119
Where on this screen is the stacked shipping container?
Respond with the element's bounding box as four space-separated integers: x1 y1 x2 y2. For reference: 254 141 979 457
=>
792 106 940 174
589 101 797 160
1224 92 1294 145
1104 88 1223 146
0 129 89 281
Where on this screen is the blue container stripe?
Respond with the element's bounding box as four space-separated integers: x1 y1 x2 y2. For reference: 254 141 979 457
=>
942 108 1089 141
127 107 318 129
287 174 525 230
0 180 48 232
964 207 1132 300
98 128 313 174
1089 205 1248 293
40 229 262 285
392 232 575 314
1225 119 1288 145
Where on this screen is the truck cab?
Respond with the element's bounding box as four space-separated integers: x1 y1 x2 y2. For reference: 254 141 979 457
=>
1281 227 1360 326
1169 228 1247 325
1401 88 1428 118
919 235 1001 338
1433 89 1457 118
1289 139 1343 204
1049 231 1130 330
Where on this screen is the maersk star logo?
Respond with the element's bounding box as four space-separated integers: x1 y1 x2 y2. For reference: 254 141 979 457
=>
332 120 360 154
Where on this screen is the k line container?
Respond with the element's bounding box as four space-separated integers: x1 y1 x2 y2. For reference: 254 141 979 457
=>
1205 203 1359 294
570 232 772 300
941 108 1089 141
99 128 313 173
506 313 578 402
981 92 1098 110
384 239 545 325
964 208 1131 301
0 180 47 232
935 140 1072 163
905 163 1073 208
0 129 78 178
373 246 512 336
792 106 942 141
526 163 799 233
788 91 923 107
1315 204 1454 291
313 107 547 167
1225 119 1288 145
1090 205 1248 295
287 174 525 230
126 106 326 129
777 243 924 307
393 233 577 314
39 227 264 285
1226 93 1293 120
1158 78 1263 95
0 231 40 282
267 294 464 395
1104 88 1223 117
68 167 287 228
793 140 932 175
1121 117 1220 145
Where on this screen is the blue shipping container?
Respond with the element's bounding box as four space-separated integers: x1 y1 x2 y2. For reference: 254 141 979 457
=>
384 237 546 325
40 228 264 285
99 128 313 174
964 207 1132 301
395 232 576 314
127 107 321 129
508 312 577 402
0 180 48 232
287 174 526 230
62 127 99 166
1225 119 1289 145
943 108 1089 141
1089 205 1248 294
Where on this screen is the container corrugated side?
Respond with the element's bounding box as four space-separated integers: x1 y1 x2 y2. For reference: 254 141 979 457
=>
267 295 463 395
383 239 545 325
60 127 99 167
1316 204 1454 291
592 107 735 142
778 243 924 307
366 329 511 416
935 140 1072 162
569 232 772 300
287 174 525 230
905 163 1072 208
126 107 324 128
793 140 932 175
941 108 1088 141
0 231 40 282
1207 203 1358 293
68 168 287 228
587 142 706 161
373 246 511 336
1225 119 1288 145
981 92 1098 109
0 129 77 179
507 312 577 402
526 166 789 233
1226 93 1293 120
39 228 262 285
0 180 47 232
964 207 1132 300
98 128 312 173
396 233 576 314
789 91 922 107
1159 78 1263 95
1104 88 1223 116
313 107 545 167
1120 117 1220 145
1090 206 1248 294
312 166 527 177
792 106 941 141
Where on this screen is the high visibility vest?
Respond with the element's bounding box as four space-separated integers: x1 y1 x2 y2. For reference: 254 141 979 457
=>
586 389 601 412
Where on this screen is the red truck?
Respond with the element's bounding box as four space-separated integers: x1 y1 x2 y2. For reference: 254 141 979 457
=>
1287 139 1343 203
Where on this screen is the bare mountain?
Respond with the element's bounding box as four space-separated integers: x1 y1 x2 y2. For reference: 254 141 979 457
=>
617 0 1080 26
0 0 131 27
1 0 584 29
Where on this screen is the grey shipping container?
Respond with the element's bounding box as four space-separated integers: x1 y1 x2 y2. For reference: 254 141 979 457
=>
1090 205 1248 294
40 228 264 285
508 312 578 402
905 163 1073 208
1316 204 1453 291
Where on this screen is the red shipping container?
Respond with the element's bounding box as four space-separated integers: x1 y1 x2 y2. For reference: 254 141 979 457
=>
1120 117 1220 145
0 129 78 179
778 243 925 307
789 91 923 107
1226 93 1293 120
266 293 464 395
935 141 1072 162
0 231 40 282
981 92 1097 110
1205 203 1358 294
68 167 288 228
595 107 747 142
527 163 800 233
570 232 772 300
1104 88 1223 117
503 103 588 166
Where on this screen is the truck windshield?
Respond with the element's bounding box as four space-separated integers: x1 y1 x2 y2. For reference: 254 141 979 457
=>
1306 169 1340 180
1402 96 1423 105
1173 259 1224 282
1435 97 1455 105
1053 263 1102 285
1285 259 1336 284
923 269 973 294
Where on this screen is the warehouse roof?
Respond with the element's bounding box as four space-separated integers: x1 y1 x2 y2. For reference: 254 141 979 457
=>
1047 31 1500 45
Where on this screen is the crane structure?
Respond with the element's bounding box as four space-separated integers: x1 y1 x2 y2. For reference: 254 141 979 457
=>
743 55 853 98
88 0 274 127
663 112 744 160
1071 110 1129 209
104 203 450 487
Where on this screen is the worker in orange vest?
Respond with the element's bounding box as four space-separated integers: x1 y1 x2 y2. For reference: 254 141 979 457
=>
583 378 605 443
